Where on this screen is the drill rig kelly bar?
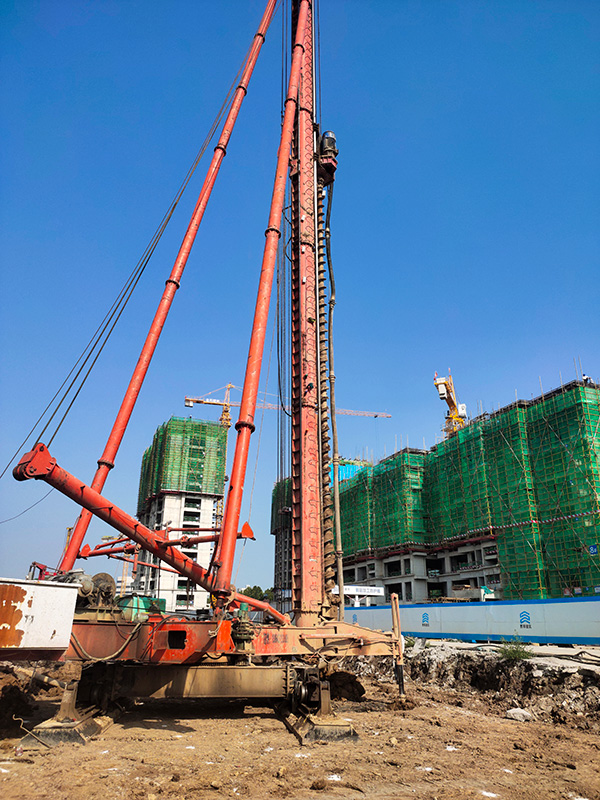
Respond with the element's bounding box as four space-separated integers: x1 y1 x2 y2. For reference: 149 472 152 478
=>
10 0 402 731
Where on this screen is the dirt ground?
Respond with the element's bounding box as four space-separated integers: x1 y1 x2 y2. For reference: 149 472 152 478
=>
1 648 599 800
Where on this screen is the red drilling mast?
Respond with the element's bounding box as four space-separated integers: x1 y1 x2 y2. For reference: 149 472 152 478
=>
289 0 327 626
10 0 402 739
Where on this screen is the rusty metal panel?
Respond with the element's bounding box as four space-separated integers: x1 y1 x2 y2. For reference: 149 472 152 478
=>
0 578 78 658
64 618 396 663
115 664 295 700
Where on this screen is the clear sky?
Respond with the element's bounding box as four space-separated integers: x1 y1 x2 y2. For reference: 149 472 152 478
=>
1 0 598 588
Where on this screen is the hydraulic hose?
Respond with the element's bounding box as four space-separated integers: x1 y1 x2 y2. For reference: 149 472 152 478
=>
324 181 345 620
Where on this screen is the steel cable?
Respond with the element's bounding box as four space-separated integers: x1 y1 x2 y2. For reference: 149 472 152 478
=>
1 42 255 475
0 488 55 525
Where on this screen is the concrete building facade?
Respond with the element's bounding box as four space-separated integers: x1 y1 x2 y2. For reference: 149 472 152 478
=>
341 539 501 605
134 492 222 612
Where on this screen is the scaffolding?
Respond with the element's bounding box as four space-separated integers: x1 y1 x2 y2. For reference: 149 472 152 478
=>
270 477 292 602
483 404 545 599
137 417 227 514
423 420 490 544
339 467 374 557
270 380 600 600
271 477 292 536
371 450 427 549
527 384 600 597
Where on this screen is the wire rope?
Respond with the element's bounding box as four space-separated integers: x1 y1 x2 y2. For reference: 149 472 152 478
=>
0 488 55 525
1 42 254 475
248 301 278 521
233 267 280 589
41 68 243 446
277 2 292 494
217 0 289 594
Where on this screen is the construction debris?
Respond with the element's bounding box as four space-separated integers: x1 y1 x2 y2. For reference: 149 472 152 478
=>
340 642 600 730
2 647 600 800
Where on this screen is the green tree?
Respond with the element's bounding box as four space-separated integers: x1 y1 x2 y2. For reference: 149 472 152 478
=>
242 585 275 602
242 585 265 600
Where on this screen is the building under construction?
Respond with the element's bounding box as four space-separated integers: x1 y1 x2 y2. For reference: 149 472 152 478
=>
134 417 227 611
271 380 600 603
271 460 368 613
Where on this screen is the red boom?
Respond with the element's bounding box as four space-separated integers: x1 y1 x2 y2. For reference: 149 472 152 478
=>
213 0 311 594
15 443 287 624
59 0 280 572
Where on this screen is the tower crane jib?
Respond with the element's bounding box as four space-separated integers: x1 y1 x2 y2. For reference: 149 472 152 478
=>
184 389 391 428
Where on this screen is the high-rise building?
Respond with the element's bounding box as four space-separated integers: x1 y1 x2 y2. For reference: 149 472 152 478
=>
133 416 227 612
271 380 600 604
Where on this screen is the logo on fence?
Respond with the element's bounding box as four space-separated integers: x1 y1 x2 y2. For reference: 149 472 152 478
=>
519 610 532 629
422 612 430 627
589 544 598 556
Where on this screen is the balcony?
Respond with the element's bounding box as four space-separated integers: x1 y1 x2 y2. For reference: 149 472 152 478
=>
451 562 483 573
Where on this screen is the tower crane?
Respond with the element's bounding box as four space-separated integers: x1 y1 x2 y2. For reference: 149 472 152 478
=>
184 383 392 428
434 370 467 436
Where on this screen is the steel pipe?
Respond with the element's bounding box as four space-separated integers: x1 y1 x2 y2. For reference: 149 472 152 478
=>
214 0 311 593
59 0 280 572
15 443 288 624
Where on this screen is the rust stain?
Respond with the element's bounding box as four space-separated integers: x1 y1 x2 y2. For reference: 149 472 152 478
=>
0 584 27 647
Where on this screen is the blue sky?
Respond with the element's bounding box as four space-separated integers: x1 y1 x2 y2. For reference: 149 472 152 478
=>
1 0 598 588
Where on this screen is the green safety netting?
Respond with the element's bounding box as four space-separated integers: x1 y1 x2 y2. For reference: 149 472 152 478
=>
137 417 227 514
269 383 600 600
